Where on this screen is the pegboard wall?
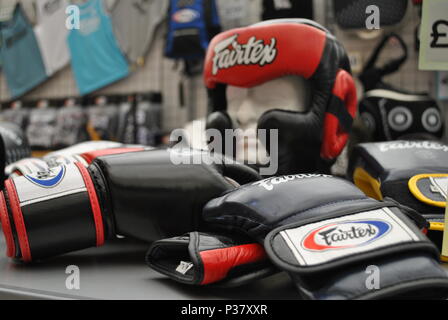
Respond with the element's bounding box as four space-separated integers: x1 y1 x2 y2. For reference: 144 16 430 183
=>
0 0 446 139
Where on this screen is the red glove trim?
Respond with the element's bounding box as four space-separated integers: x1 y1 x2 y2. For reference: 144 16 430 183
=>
80 148 144 165
75 162 105 247
0 191 15 258
200 243 267 285
5 179 32 262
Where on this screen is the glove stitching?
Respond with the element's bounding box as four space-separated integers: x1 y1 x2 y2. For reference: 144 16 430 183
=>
6 179 31 262
90 161 114 236
210 216 272 237
274 198 374 225
192 233 204 284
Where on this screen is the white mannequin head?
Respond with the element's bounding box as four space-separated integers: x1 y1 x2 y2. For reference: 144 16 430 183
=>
182 75 310 168
226 75 310 164
227 75 310 129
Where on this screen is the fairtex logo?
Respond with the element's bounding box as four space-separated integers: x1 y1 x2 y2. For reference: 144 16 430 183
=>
173 9 199 23
378 141 448 153
302 220 391 251
253 174 332 191
25 166 66 188
212 34 277 75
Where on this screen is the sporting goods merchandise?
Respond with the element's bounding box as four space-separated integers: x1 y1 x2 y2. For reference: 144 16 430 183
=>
0 121 31 166
216 0 258 31
26 106 57 150
205 19 357 175
5 141 144 178
203 174 448 299
110 0 168 66
0 148 260 262
67 0 129 95
262 0 314 21
1 103 29 132
348 140 448 248
333 0 408 30
34 0 70 76
359 90 444 142
0 4 47 98
0 121 31 189
53 104 89 149
146 232 277 287
165 0 221 60
359 33 444 141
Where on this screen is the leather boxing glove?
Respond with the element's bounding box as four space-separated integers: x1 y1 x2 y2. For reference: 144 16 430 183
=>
0 148 260 262
347 140 448 248
146 232 277 287
5 141 146 178
203 174 448 299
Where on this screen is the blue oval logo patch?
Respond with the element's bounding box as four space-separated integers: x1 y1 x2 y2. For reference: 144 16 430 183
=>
173 9 199 23
302 220 391 252
25 166 66 188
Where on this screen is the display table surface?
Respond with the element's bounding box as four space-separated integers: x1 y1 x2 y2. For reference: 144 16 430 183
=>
0 235 298 300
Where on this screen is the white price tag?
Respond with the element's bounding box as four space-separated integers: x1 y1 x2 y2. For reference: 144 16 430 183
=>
419 0 448 70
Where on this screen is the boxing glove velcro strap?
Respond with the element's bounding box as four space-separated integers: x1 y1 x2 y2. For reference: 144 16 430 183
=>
265 207 438 275
0 163 105 262
146 232 275 287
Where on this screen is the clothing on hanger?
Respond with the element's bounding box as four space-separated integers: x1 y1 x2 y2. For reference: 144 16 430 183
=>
34 0 71 76
0 4 47 98
262 0 314 21
216 0 258 30
67 0 129 95
110 0 168 66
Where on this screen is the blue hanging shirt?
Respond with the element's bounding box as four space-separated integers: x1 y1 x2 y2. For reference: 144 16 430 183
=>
0 4 47 98
67 0 129 96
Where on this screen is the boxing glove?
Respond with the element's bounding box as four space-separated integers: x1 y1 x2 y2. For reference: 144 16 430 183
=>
347 140 448 248
146 232 277 287
0 148 260 263
5 141 146 178
203 174 448 300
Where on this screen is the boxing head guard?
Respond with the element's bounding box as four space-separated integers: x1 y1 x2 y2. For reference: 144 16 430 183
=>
204 19 357 175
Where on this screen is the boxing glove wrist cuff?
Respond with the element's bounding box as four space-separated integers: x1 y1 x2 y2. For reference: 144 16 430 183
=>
203 175 448 299
0 163 107 262
265 206 438 274
146 232 276 287
265 206 444 299
88 161 116 238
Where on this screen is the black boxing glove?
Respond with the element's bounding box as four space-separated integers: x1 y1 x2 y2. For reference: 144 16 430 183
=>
0 148 260 262
146 232 277 287
5 141 146 178
348 140 448 249
203 174 448 300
